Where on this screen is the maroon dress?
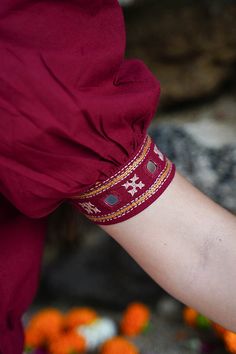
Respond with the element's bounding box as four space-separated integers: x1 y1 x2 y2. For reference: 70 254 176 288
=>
0 0 176 352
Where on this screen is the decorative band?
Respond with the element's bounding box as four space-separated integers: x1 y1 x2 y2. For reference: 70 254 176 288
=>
69 134 176 225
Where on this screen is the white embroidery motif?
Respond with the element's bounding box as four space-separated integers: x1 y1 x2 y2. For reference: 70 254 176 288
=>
79 202 101 214
154 144 164 161
122 174 145 196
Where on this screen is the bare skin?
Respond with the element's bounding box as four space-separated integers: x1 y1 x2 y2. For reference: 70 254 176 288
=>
100 169 236 331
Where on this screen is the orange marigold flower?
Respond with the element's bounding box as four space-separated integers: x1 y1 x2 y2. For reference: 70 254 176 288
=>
120 302 150 336
64 307 98 329
26 308 64 345
100 336 139 354
183 307 198 327
49 331 86 354
224 331 236 353
24 325 45 349
212 322 227 339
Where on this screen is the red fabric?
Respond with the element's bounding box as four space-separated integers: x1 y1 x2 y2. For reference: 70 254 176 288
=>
0 196 47 354
0 0 175 352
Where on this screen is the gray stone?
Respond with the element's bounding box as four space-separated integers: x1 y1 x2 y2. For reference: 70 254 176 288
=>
149 97 236 214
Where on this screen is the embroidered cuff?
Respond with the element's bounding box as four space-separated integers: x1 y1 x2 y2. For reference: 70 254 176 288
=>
69 134 176 225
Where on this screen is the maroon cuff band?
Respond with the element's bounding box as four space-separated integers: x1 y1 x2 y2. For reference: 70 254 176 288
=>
69 134 176 225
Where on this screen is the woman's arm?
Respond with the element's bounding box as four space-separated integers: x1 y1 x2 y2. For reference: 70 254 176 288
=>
100 170 236 331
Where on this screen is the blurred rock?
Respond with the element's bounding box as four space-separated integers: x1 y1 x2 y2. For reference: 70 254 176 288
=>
150 94 236 213
152 124 236 212
118 0 135 6
183 338 202 352
124 1 236 106
156 296 183 322
41 228 164 308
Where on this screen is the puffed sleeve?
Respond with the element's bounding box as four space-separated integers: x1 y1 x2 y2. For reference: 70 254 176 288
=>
0 0 176 224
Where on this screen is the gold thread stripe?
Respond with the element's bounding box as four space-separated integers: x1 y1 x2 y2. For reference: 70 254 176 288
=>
71 135 152 199
86 159 173 223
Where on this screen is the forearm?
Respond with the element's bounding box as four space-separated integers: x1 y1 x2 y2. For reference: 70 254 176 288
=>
100 170 236 331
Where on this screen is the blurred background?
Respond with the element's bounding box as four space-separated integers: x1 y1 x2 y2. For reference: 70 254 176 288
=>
24 1 236 353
